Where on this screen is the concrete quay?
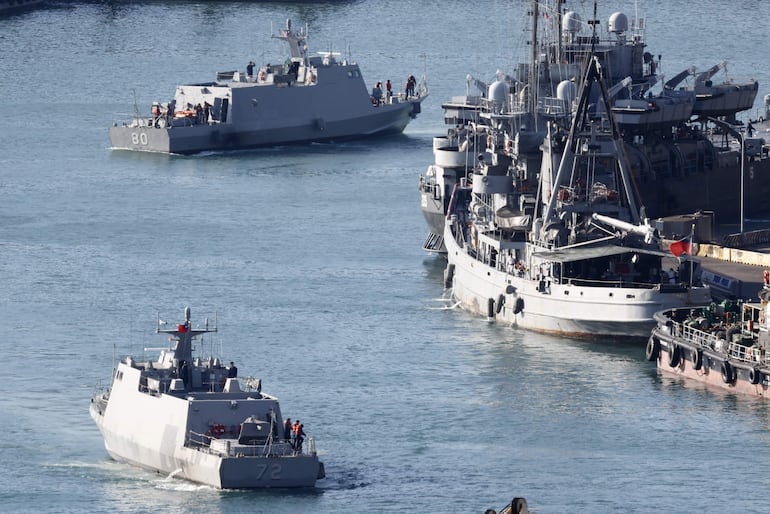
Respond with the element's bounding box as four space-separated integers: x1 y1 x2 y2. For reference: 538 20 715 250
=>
683 223 770 301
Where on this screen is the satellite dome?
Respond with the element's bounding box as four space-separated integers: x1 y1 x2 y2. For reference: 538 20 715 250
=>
488 80 507 105
562 11 582 33
608 12 628 33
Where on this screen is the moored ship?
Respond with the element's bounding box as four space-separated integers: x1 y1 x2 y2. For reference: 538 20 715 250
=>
441 50 711 340
110 19 426 154
420 1 770 254
649 276 770 397
90 307 325 488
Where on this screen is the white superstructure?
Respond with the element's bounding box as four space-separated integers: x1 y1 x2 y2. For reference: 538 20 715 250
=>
443 55 711 340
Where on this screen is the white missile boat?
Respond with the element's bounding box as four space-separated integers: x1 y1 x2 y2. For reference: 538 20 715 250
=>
90 307 324 488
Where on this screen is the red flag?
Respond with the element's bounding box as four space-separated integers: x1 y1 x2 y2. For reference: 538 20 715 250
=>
670 238 691 257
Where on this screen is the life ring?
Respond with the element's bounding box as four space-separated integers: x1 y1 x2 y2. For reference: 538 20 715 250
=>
690 348 703 370
667 343 681 367
645 336 660 361
749 367 761 385
721 361 734 384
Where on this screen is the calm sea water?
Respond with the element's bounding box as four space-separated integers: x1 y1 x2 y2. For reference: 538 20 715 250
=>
2 1 770 513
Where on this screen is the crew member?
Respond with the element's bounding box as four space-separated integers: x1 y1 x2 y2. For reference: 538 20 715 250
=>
372 82 383 106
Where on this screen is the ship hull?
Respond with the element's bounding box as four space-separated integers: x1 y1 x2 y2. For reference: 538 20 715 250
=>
90 400 321 488
652 326 770 397
637 160 770 221
110 102 419 154
90 358 322 489
445 226 710 340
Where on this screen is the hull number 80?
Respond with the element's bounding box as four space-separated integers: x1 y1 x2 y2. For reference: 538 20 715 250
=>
131 132 149 145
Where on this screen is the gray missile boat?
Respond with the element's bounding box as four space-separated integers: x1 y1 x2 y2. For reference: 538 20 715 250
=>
90 307 325 488
109 20 427 154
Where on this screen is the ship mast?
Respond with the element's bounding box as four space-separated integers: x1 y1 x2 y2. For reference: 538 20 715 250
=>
528 0 539 123
539 3 643 233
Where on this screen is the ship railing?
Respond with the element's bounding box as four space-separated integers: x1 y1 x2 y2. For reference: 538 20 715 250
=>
419 169 442 198
562 276 658 289
676 322 722 349
186 431 305 457
307 437 316 455
537 97 571 117
727 340 770 367
673 321 770 367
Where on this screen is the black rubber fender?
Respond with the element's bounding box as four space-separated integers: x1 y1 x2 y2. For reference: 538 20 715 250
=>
667 343 681 367
513 297 524 314
487 297 495 318
496 294 505 314
691 348 703 371
721 361 734 384
749 367 761 385
645 336 660 361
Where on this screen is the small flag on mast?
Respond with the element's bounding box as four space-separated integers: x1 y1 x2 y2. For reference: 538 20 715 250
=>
670 224 695 257
669 237 691 257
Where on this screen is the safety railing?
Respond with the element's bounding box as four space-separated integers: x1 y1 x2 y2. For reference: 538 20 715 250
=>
186 430 312 458
672 320 770 367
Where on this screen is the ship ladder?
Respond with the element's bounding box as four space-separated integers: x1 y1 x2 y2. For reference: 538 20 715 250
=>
422 232 444 252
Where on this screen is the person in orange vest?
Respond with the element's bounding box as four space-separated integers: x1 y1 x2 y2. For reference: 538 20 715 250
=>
292 420 300 449
295 424 306 452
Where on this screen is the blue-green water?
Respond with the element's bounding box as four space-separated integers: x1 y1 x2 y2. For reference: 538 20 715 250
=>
2 1 770 512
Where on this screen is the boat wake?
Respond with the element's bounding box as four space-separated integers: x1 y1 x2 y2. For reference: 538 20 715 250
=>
426 297 461 310
154 469 212 492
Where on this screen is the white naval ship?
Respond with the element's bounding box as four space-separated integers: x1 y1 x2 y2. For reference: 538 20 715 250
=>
109 19 427 154
90 307 324 488
442 53 711 340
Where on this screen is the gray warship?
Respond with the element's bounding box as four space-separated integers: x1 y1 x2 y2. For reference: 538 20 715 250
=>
90 307 325 489
109 20 426 154
419 1 769 254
